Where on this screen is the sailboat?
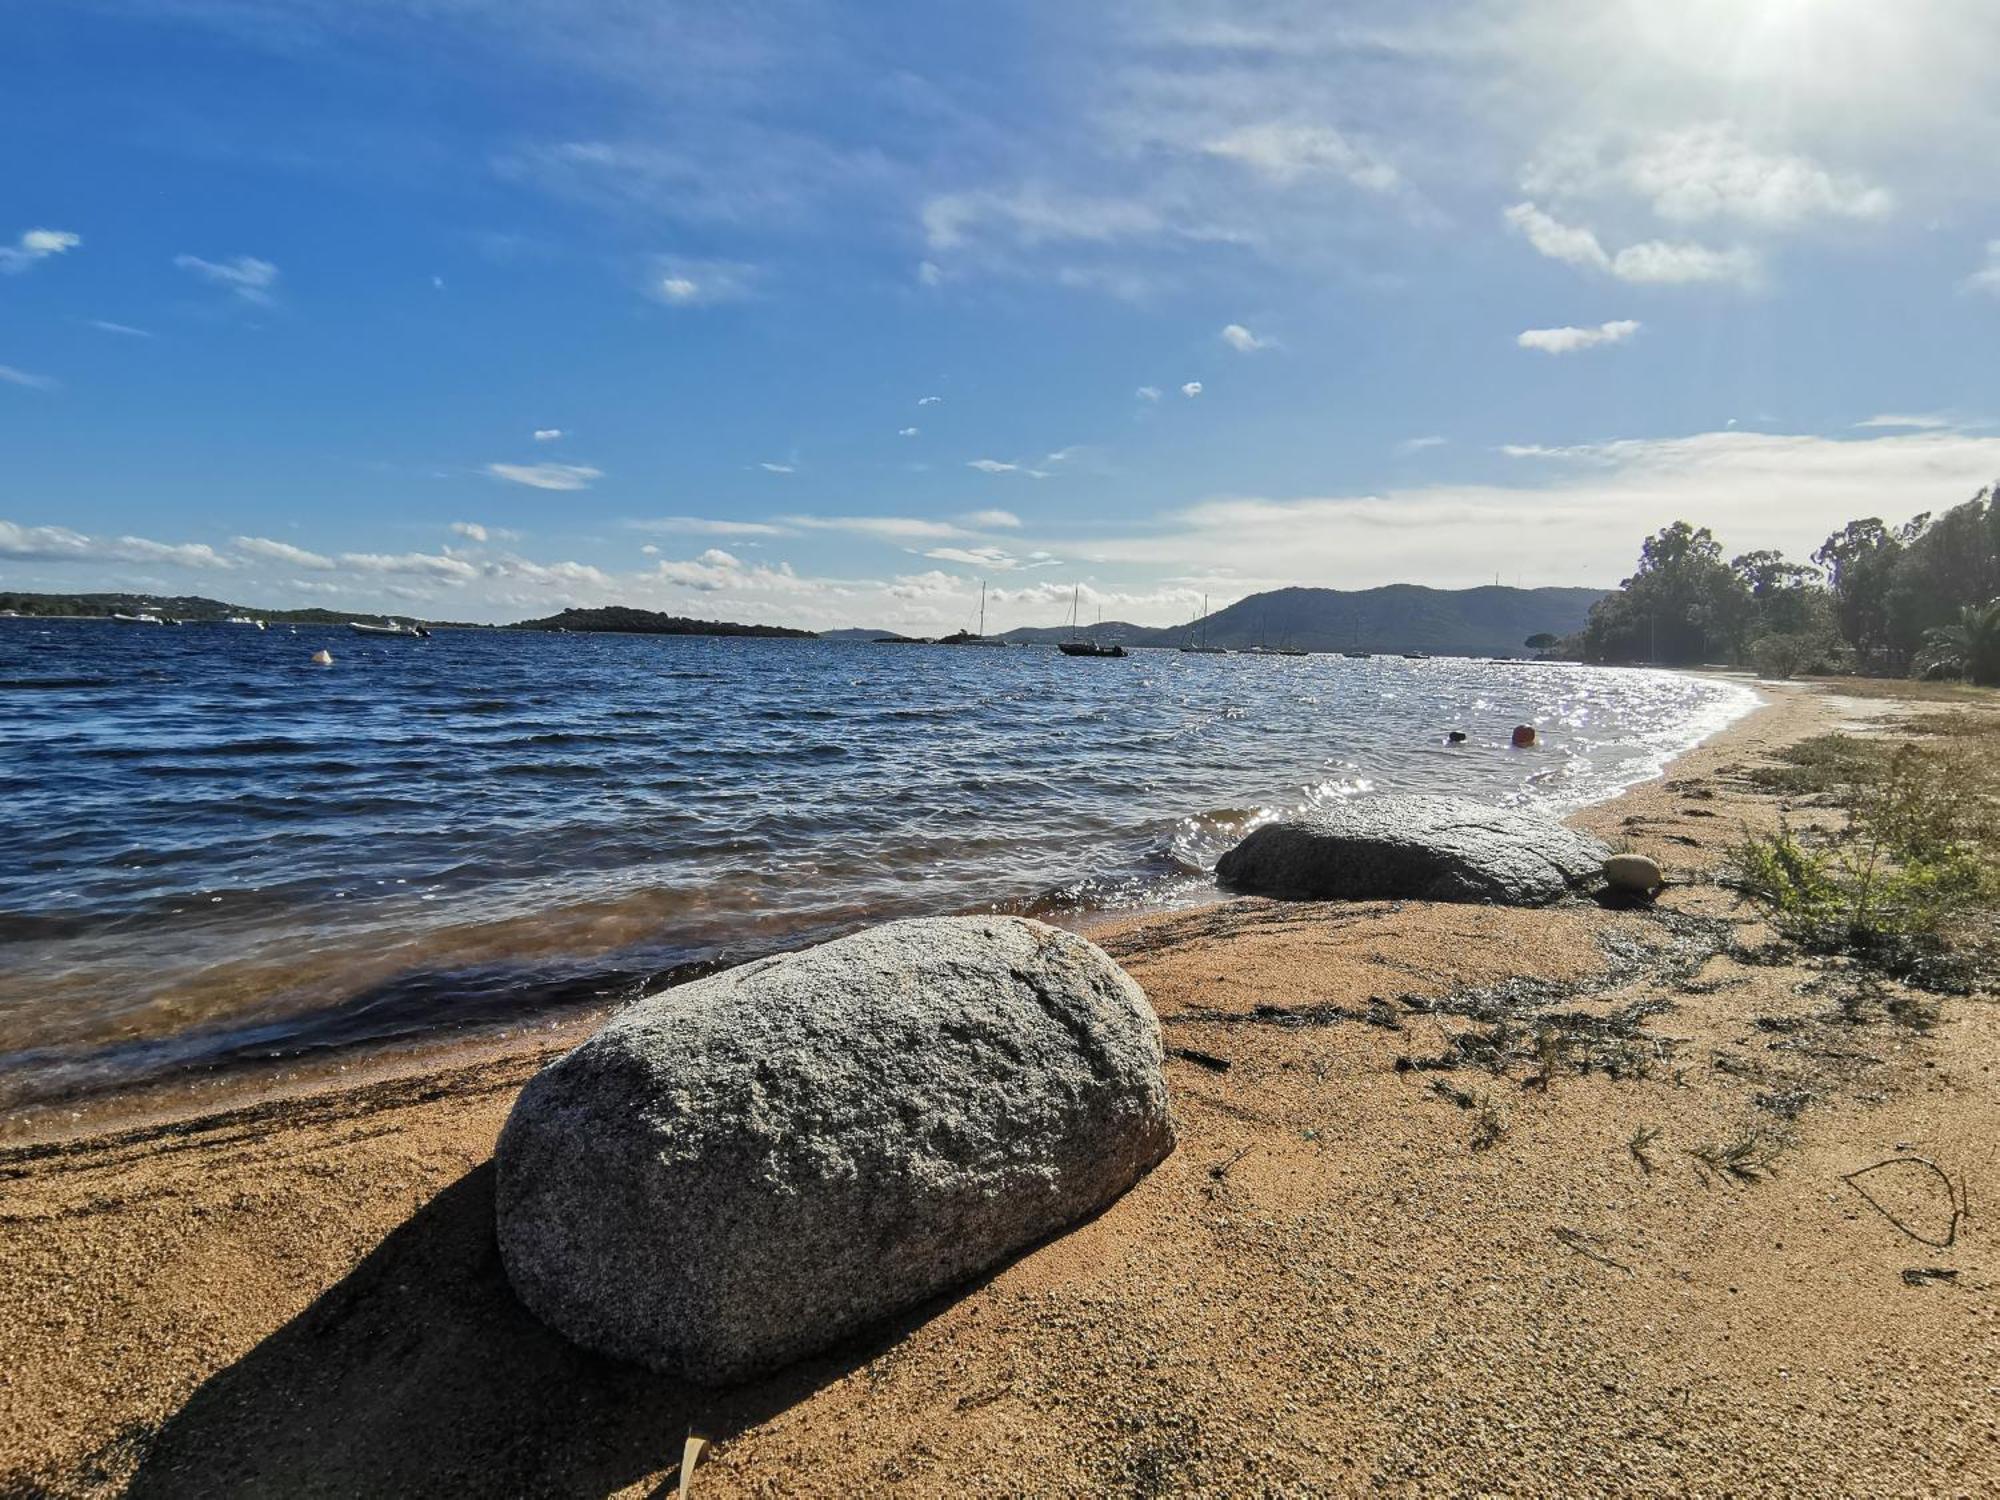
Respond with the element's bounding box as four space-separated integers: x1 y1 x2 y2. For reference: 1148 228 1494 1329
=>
1179 595 1228 654
939 581 1008 646
1057 586 1125 658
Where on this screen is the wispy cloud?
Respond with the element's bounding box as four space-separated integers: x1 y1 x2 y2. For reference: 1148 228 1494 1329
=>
899 426 919 437
1524 125 1892 228
917 395 942 406
234 535 335 569
960 509 1022 529
1963 240 2000 296
1855 413 1954 430
0 228 79 275
1201 124 1400 193
759 461 795 474
1517 319 1641 354
1396 435 1448 454
1220 323 1272 353
632 516 794 537
486 462 603 491
1181 381 1203 398
340 550 479 581
174 253 280 304
1136 386 1161 402
0 364 57 392
967 458 1016 474
86 319 153 338
785 514 967 541
532 428 564 442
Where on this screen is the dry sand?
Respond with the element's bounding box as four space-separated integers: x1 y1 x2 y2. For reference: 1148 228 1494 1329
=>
3 680 1996 1496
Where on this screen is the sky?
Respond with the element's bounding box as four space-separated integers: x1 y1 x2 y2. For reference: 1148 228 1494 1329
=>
4 0 2000 632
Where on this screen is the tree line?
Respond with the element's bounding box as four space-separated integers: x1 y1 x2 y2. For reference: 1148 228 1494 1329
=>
1577 484 2000 685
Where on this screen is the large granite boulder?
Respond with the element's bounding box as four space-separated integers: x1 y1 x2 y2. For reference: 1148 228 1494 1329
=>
495 915 1174 1385
1215 794 1609 906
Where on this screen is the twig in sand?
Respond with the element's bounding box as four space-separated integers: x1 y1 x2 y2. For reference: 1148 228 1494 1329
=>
1551 1226 1634 1274
1168 1045 1232 1073
1839 1156 1964 1250
1209 1145 1253 1181
1628 1124 1662 1175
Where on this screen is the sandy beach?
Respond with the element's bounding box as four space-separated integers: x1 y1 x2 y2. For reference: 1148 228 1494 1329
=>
4 679 1995 1496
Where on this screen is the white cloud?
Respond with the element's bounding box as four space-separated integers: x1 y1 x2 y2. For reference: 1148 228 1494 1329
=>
1397 435 1448 454
0 227 80 274
86 320 153 338
918 395 942 406
532 428 564 442
1502 202 1609 271
1220 323 1271 353
234 535 336 569
650 550 818 594
924 545 1024 570
1504 202 1757 286
759 461 795 474
0 520 234 569
1964 240 2000 296
485 556 614 589
340 550 479 581
1136 386 1162 401
1063 429 2000 593
641 543 660 555
1526 125 1893 228
917 260 944 286
1516 319 1641 354
1200 124 1400 193
961 509 1022 530
967 458 1018 474
1855 413 1954 431
899 426 919 437
486 462 603 491
174 253 280 304
0 364 57 392
1609 239 1758 286
1181 381 1203 398
632 516 794 537
647 258 757 306
450 521 490 542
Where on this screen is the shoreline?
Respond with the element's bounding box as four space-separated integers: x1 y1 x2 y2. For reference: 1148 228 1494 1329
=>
8 677 1995 1495
0 669 1763 1149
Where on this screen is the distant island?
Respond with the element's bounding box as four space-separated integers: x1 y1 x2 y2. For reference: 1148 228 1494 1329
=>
510 606 816 638
996 584 1607 657
0 591 485 629
2 583 1605 654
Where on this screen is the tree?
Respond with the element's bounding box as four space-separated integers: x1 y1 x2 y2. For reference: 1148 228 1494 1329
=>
1583 522 1751 665
1524 632 1558 653
1814 518 1910 671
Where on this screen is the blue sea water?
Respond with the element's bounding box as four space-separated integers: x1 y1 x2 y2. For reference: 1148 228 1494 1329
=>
0 621 1756 1113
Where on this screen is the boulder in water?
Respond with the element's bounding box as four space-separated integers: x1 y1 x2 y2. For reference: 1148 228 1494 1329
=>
1215 794 1609 906
494 915 1174 1385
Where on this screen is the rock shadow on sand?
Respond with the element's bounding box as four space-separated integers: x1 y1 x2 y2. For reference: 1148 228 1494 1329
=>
125 1162 916 1498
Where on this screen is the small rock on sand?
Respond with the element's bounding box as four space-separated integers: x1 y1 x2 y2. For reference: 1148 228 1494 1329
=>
494 915 1174 1385
1603 852 1666 897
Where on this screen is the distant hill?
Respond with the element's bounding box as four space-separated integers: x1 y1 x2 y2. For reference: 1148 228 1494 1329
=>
817 627 911 641
511 605 815 638
0 591 480 628
998 584 1605 655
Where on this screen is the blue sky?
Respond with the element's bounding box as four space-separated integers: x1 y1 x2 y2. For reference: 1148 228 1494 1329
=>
4 0 1999 630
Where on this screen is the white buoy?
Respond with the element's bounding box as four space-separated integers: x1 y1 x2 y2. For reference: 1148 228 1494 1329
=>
311 648 334 666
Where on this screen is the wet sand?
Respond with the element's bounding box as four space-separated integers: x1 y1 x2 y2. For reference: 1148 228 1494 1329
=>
3 680 1996 1496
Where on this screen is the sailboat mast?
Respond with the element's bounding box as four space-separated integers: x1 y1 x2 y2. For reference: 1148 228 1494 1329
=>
979 580 986 639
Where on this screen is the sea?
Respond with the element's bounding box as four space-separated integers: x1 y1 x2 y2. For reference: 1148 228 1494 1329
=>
0 620 1758 1119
